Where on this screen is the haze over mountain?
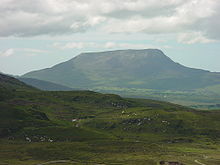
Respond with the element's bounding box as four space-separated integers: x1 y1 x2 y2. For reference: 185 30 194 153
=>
23 49 220 91
18 77 73 91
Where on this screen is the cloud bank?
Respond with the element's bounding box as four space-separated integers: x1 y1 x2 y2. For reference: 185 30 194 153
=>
0 0 220 42
53 41 171 50
0 48 14 57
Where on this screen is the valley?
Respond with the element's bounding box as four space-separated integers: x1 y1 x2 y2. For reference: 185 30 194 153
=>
92 86 220 109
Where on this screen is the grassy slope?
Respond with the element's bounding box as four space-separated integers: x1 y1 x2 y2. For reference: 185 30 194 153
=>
0 75 220 165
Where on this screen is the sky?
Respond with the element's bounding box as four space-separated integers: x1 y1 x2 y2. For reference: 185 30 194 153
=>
0 0 220 75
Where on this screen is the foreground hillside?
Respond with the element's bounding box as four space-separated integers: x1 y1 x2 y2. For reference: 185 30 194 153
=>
0 74 220 165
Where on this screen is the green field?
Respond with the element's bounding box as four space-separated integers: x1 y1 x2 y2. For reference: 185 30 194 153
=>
92 86 220 109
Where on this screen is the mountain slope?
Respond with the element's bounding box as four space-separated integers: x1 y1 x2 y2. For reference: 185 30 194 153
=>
1 74 220 165
0 73 35 90
0 73 37 101
1 74 220 140
18 77 74 91
23 49 220 90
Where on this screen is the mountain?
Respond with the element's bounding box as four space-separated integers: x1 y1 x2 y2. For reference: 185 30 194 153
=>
23 49 220 91
18 77 74 91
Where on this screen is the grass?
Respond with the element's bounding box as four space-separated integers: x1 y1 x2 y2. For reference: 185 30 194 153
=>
0 140 219 165
0 75 220 164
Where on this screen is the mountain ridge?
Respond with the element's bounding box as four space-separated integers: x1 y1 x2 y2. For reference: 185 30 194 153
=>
22 49 220 91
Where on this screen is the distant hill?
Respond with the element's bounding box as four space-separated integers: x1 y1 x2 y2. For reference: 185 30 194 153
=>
18 77 74 91
23 49 220 90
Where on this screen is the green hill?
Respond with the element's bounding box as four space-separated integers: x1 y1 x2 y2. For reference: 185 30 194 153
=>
0 74 220 164
0 73 35 90
0 73 36 101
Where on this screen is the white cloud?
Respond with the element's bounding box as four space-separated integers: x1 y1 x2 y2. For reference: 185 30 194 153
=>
0 0 220 42
103 42 150 49
0 0 102 36
53 41 171 50
178 32 216 44
63 42 86 49
103 42 172 49
104 0 218 34
0 48 49 57
53 42 98 49
0 48 14 57
20 48 49 53
104 42 116 49
19 48 49 56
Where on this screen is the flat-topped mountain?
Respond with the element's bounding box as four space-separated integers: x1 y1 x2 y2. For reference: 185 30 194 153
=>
22 49 220 90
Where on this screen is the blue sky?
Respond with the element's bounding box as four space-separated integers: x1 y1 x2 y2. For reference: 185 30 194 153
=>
0 0 220 75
